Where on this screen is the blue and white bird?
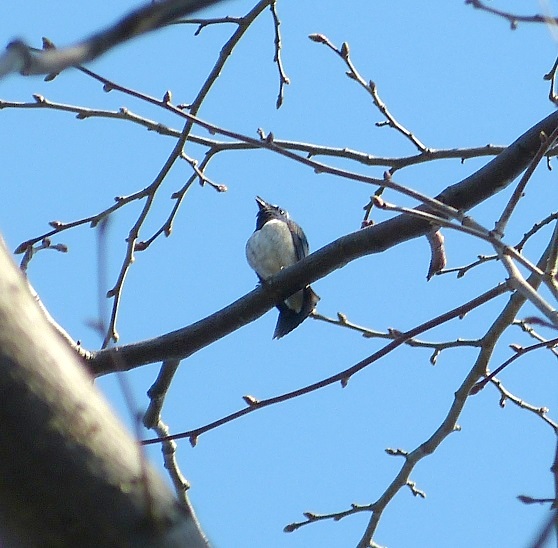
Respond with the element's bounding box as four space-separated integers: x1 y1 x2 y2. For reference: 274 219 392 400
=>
246 196 320 339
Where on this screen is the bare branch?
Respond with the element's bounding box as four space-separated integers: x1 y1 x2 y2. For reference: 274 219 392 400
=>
494 127 558 238
489 378 557 431
180 152 228 192
309 33 429 154
373 195 545 280
140 283 507 444
269 0 290 108
170 16 243 35
516 212 558 252
75 2 272 346
14 188 152 256
472 336 558 398
0 0 228 79
498 252 558 326
312 311 481 352
355 242 554 546
86 110 558 374
465 0 558 30
144 359 182 429
438 254 497 278
0 97 512 170
151 419 193 504
284 503 374 533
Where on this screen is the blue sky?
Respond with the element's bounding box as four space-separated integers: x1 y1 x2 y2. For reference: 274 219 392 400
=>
1 1 558 546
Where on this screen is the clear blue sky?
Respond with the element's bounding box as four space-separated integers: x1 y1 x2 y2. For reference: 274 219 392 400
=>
1 1 557 546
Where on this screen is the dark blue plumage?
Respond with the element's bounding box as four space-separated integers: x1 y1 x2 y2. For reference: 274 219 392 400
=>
246 196 319 338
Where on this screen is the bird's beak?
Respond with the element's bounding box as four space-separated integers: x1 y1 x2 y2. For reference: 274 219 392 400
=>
255 196 271 211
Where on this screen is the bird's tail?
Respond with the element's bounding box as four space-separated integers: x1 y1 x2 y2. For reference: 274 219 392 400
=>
273 286 320 339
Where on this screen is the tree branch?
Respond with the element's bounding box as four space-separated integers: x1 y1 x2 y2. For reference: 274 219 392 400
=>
86 110 558 375
0 238 209 546
0 0 228 79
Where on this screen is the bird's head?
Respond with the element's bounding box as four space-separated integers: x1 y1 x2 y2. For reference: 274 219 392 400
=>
254 196 290 227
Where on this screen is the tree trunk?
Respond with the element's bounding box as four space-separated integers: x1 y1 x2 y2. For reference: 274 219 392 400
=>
0 238 209 547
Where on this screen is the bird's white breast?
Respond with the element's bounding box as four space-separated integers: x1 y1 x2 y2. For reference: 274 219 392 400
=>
246 219 297 280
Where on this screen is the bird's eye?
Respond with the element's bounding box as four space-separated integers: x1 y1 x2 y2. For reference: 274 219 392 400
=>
278 208 285 215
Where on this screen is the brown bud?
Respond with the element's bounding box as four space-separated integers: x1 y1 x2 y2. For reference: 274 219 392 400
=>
308 33 328 44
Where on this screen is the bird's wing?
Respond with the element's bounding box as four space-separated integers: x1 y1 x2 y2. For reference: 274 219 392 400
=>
287 220 309 261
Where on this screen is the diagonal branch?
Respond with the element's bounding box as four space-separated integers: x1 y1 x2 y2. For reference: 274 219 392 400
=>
85 110 558 375
356 241 554 547
141 283 508 446
309 34 428 153
0 0 228 79
466 0 558 29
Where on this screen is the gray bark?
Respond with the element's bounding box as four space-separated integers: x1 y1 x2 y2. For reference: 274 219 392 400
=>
0 239 209 547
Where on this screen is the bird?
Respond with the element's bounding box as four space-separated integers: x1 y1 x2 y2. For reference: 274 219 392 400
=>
246 196 320 339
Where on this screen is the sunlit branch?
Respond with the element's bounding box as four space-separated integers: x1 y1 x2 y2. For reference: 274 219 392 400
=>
309 33 429 155
355 243 554 546
0 97 511 170
465 0 558 30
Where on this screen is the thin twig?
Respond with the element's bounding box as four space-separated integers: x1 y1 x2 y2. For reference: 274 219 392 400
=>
516 212 558 252
437 254 497 278
269 0 290 108
180 152 227 192
494 127 558 237
354 244 553 546
465 0 558 30
374 196 545 282
284 503 374 533
309 33 429 154
312 311 481 353
137 151 218 250
472 336 558 395
514 319 558 359
170 16 242 35
14 186 154 256
0 97 511 170
489 378 557 431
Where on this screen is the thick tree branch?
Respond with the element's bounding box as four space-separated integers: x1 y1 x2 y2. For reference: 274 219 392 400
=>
85 110 558 376
0 239 209 546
